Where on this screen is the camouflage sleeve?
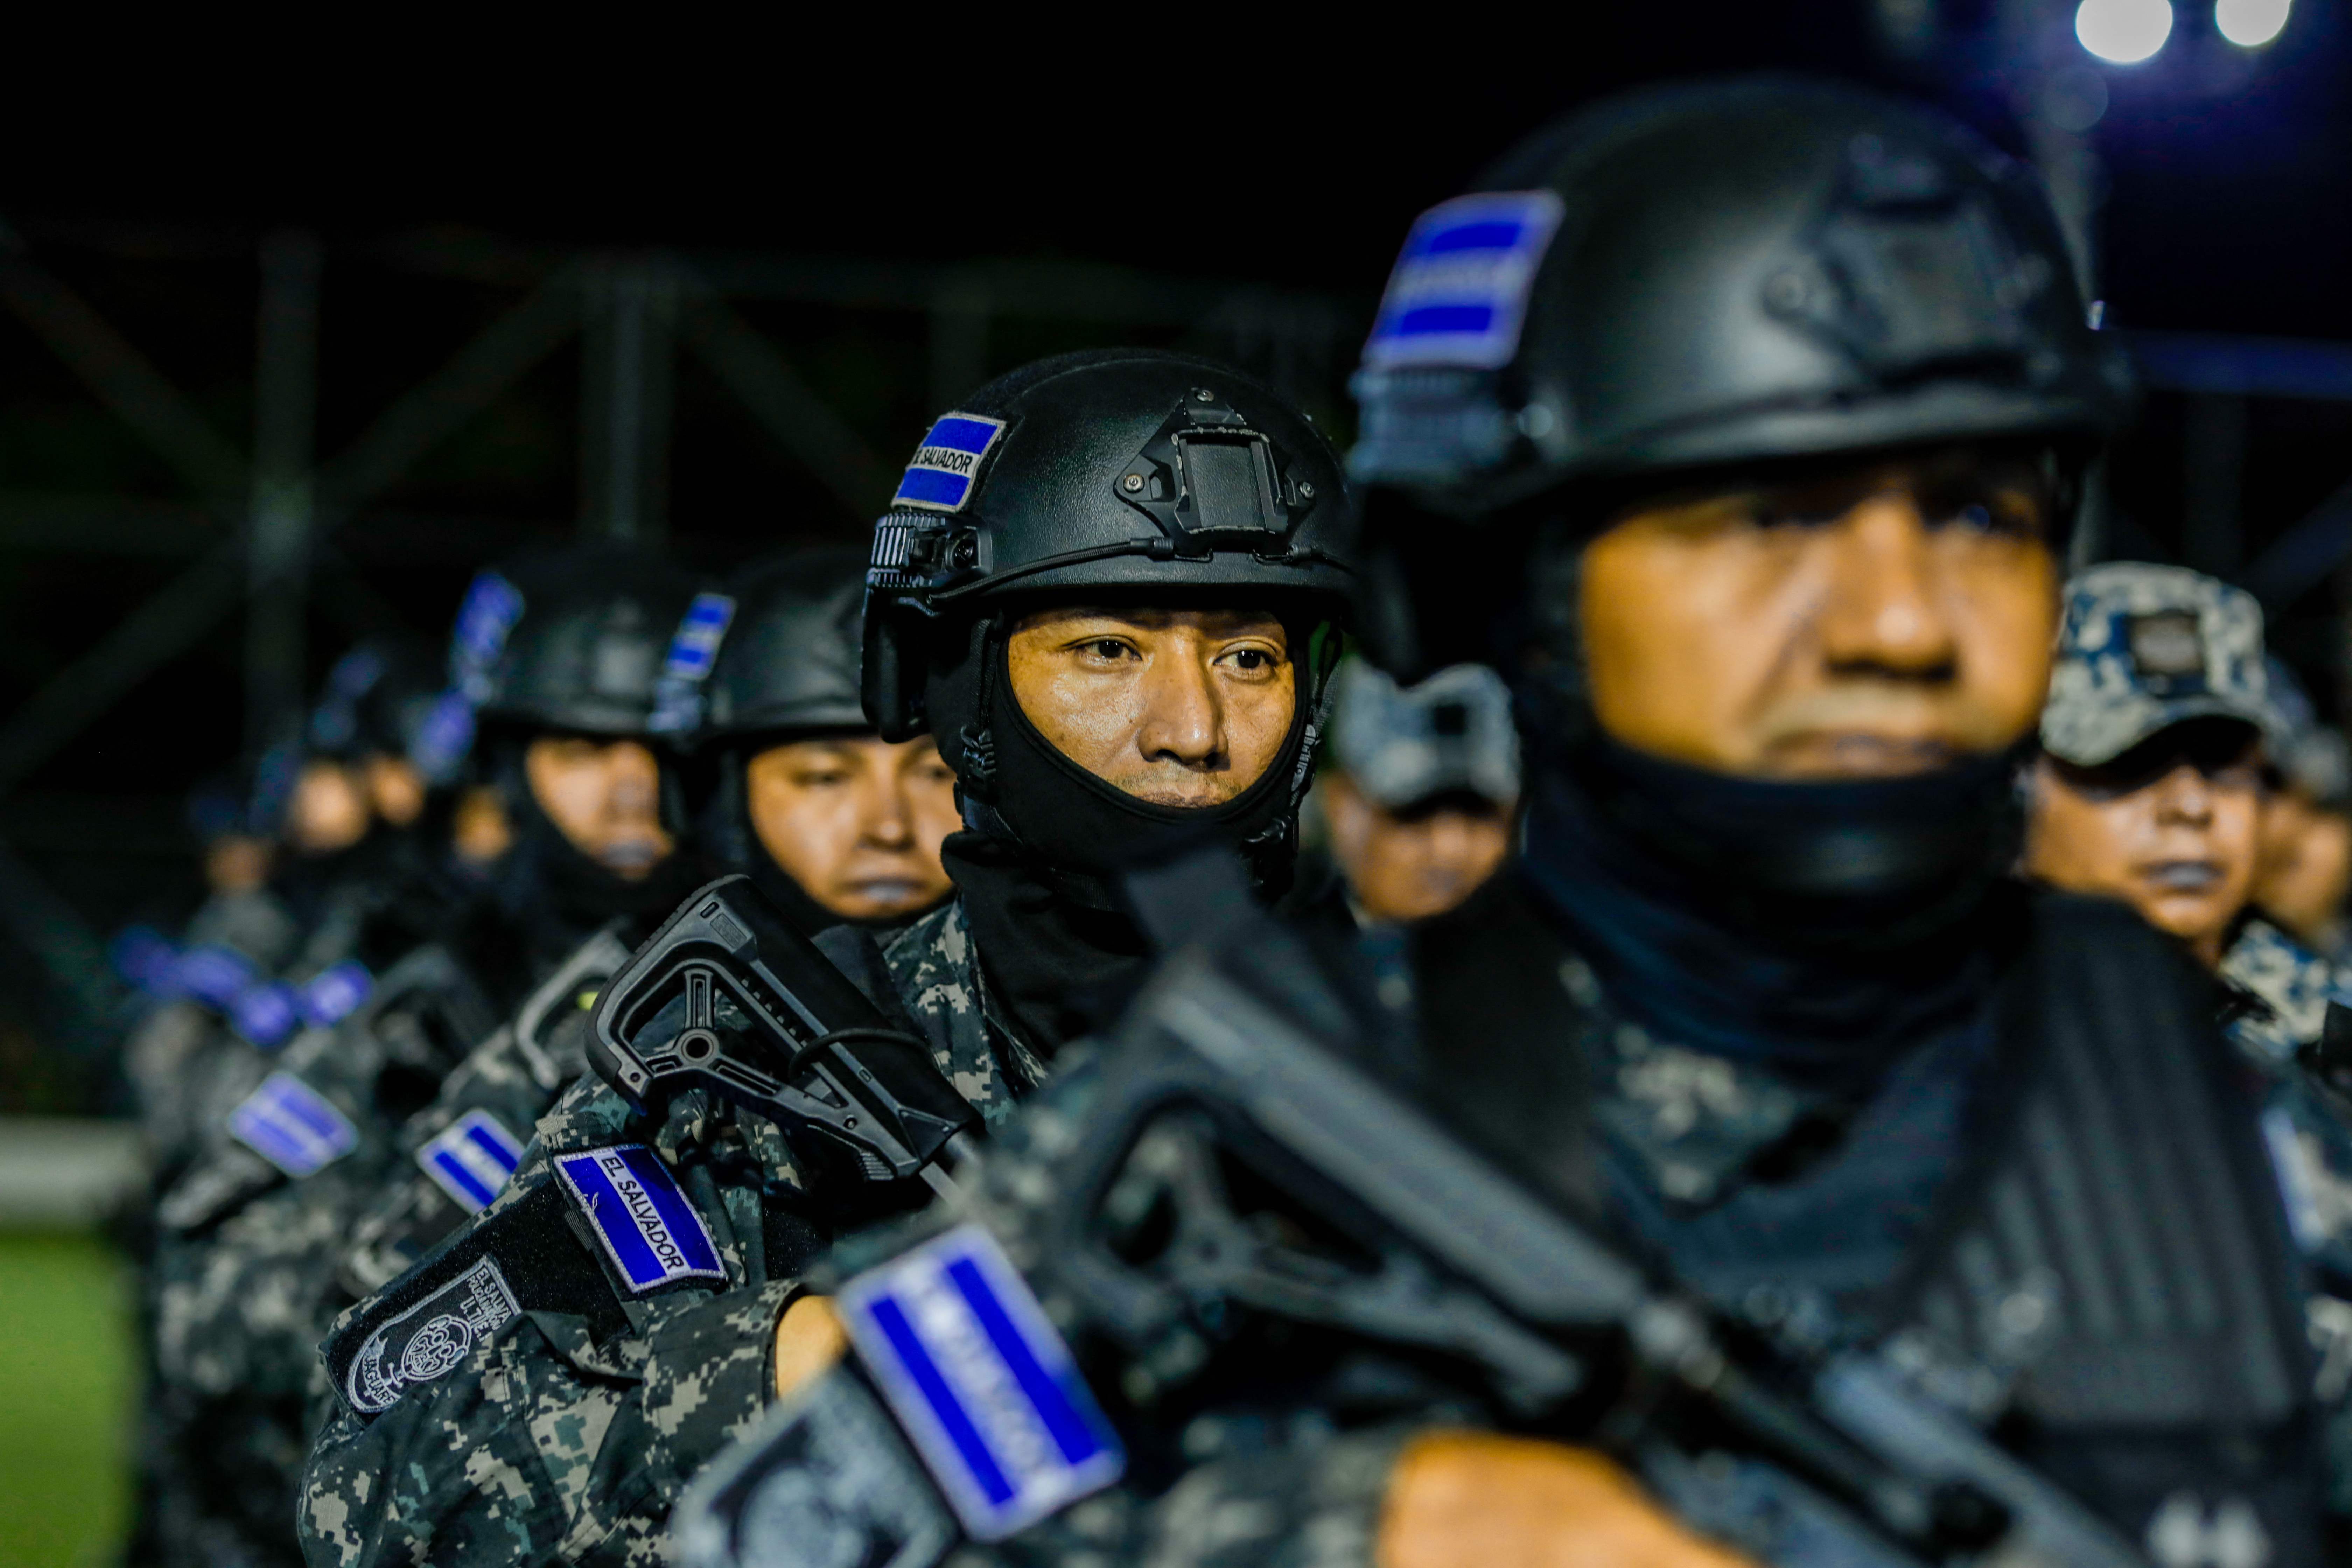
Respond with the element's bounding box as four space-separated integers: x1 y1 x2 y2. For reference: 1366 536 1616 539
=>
301 1280 795 1568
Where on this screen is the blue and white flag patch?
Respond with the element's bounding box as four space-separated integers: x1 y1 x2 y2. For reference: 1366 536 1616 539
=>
1364 191 1566 372
839 1223 1124 1541
553 1144 726 1293
176 944 259 1013
229 1071 360 1178
417 1110 527 1214
649 592 737 735
229 982 303 1050
449 570 526 701
299 961 373 1029
891 414 1007 513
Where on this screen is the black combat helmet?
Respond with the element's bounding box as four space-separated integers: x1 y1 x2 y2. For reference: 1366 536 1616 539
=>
305 636 443 764
862 348 1355 743
1351 78 2136 934
680 547 920 936
1354 75 2132 510
700 547 869 742
477 543 707 739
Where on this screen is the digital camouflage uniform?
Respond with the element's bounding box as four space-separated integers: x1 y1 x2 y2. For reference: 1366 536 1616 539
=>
145 940 498 1568
299 898 1041 1567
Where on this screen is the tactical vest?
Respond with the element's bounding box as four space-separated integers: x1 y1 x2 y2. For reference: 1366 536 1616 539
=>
1409 882 2333 1563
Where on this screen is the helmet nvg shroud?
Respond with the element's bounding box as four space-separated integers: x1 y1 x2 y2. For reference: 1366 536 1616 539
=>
861 348 1356 743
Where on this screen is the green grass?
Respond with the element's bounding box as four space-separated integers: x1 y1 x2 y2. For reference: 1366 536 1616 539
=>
0 1232 133 1568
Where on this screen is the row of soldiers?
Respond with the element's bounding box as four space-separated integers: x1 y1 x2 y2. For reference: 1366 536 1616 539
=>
115 76 2352 1567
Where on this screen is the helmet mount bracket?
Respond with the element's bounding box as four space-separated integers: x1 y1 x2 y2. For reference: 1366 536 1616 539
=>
1114 389 1308 562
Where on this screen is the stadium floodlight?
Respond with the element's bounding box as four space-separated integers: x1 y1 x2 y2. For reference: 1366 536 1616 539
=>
2216 0 2290 47
2076 0 2175 62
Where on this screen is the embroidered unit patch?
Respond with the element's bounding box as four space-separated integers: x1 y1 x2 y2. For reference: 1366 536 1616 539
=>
299 961 373 1029
553 1144 726 1292
343 1254 521 1414
417 1109 527 1214
839 1223 1125 1541
229 1070 360 1178
649 591 737 735
1364 190 1567 371
891 414 1007 513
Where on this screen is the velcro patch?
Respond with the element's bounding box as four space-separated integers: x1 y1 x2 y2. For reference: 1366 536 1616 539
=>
2129 610 2206 680
839 1223 1124 1541
342 1254 520 1415
176 944 259 1012
229 982 303 1049
229 1070 359 1178
300 961 373 1029
892 413 1006 513
1364 190 1566 372
553 1144 726 1293
649 592 738 735
417 1109 528 1215
450 570 526 700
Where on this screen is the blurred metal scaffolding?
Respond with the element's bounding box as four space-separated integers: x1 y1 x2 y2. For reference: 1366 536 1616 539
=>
0 224 1363 1037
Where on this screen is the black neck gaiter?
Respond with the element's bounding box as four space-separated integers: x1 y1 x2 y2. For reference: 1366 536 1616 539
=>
1520 738 2025 1095
925 617 1320 1055
495 762 703 976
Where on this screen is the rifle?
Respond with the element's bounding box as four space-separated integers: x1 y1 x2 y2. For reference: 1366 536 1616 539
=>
677 865 2148 1568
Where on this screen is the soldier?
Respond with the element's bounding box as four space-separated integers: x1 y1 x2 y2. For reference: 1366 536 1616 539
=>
331 545 961 1305
2256 658 2352 959
683 546 959 938
736 81 2351 1564
140 545 705 1568
2024 564 2335 1034
1315 657 1519 923
297 348 1356 1566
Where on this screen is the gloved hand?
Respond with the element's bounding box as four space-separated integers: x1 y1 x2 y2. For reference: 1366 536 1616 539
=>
1377 1430 1757 1568
772 1293 848 1400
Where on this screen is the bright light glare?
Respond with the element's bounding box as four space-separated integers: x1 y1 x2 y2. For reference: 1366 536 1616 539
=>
2075 0 2174 63
2217 0 2290 47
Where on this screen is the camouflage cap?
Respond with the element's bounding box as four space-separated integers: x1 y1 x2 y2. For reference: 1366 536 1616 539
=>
2042 562 2281 767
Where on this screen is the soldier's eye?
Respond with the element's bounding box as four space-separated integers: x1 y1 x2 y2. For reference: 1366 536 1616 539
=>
1084 639 1133 661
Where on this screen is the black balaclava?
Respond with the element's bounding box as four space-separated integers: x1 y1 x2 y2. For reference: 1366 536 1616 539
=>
486 734 703 972
924 608 1328 1053
1507 531 2028 1097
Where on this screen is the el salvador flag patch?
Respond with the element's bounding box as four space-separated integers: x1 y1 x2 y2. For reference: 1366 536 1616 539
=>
838 1223 1125 1541
417 1110 527 1215
552 1145 726 1293
649 592 737 735
229 1071 360 1178
892 413 1006 513
1364 190 1566 371
299 961 373 1029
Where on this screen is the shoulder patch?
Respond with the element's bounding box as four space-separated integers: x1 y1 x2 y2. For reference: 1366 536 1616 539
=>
416 1109 528 1215
891 413 1006 513
838 1223 1123 1541
300 960 373 1029
343 1254 520 1415
228 1070 359 1177
553 1144 726 1293
321 1180 627 1419
1364 190 1567 371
